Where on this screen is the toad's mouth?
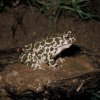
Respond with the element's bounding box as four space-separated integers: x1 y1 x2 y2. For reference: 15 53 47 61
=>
58 43 72 49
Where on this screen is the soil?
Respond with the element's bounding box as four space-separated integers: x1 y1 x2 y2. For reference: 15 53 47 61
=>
0 2 100 100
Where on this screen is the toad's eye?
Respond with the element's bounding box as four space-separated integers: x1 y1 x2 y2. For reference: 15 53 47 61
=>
65 36 69 39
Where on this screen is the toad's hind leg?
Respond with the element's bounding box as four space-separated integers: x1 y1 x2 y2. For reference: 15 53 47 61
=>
31 61 42 70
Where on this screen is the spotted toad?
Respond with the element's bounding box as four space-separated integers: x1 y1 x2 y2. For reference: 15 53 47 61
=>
20 31 76 69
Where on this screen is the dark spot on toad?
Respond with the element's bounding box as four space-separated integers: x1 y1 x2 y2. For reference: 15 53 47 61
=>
35 43 39 49
48 38 53 42
55 38 60 44
49 53 53 59
50 47 53 51
41 41 45 46
46 48 49 52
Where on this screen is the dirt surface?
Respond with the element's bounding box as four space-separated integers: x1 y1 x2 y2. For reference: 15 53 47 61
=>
0 53 97 98
0 3 100 100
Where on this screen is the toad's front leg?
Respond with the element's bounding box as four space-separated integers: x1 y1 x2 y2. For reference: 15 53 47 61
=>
47 58 59 68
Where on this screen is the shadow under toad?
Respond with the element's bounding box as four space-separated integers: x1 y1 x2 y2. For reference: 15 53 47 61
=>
54 45 81 60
